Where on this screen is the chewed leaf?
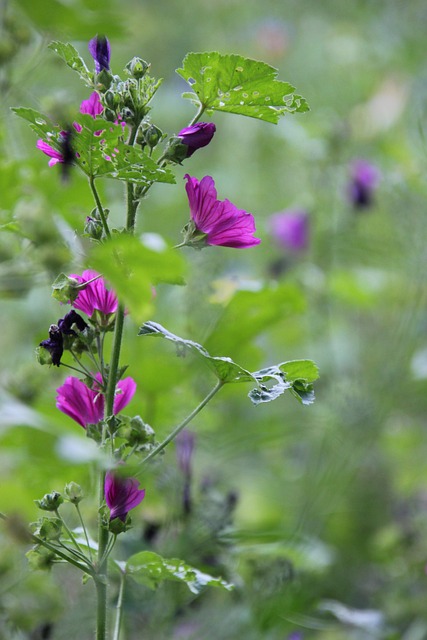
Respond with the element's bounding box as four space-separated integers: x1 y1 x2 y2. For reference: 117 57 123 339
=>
138 321 256 383
126 551 233 595
48 41 92 85
177 52 309 124
249 360 319 406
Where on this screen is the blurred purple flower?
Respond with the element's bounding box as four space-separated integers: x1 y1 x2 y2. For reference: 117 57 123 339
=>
176 430 195 477
347 159 380 209
36 139 65 167
56 375 136 428
176 430 195 515
105 471 145 521
287 633 303 640
88 35 111 74
178 122 216 157
184 174 260 249
70 269 118 318
269 209 309 252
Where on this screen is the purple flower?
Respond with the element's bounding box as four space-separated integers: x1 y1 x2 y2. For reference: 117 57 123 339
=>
56 375 136 428
80 92 103 118
105 471 145 521
176 430 195 516
184 174 260 249
269 209 309 252
178 122 216 157
36 139 64 167
347 159 380 209
88 35 111 74
70 270 118 318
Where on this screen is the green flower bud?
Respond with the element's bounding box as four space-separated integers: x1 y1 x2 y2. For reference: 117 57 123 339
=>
125 57 150 79
84 215 103 240
144 124 163 149
103 107 117 122
103 90 117 109
64 482 84 504
34 491 63 512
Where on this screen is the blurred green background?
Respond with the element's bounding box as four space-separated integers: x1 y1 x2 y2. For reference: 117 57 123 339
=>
2 0 427 638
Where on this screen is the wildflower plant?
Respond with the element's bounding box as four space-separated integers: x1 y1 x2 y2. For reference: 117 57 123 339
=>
6 35 319 639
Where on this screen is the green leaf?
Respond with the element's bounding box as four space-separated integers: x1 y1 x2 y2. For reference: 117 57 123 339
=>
11 107 55 139
89 237 186 321
48 41 92 85
249 360 319 406
138 321 256 383
176 52 309 124
74 115 175 184
126 551 233 595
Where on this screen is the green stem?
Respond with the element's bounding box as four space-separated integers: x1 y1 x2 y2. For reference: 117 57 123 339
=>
141 380 224 466
89 176 111 240
113 572 126 640
96 468 109 640
75 503 94 563
188 103 206 127
54 510 88 559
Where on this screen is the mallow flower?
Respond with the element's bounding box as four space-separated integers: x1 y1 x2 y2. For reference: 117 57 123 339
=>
70 269 118 318
88 35 111 74
178 122 216 157
347 159 380 209
182 174 260 249
56 374 136 428
36 137 66 167
105 471 145 521
269 209 309 252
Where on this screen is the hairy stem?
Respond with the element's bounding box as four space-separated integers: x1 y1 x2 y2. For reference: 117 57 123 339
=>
89 177 111 240
112 572 126 640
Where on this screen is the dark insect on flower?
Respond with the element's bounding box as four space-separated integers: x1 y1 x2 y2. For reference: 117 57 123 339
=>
40 324 63 367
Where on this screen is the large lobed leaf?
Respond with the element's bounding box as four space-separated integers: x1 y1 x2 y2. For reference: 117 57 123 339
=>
126 550 233 595
176 52 309 124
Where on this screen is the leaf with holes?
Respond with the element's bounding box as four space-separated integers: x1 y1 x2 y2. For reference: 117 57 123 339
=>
126 551 233 594
177 52 309 124
249 360 319 406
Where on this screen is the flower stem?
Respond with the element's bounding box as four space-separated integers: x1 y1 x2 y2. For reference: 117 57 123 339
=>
113 571 126 640
96 468 109 640
75 503 94 563
141 380 224 466
89 176 111 240
188 104 206 127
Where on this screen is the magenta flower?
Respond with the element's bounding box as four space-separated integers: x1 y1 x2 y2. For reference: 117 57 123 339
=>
70 270 118 318
269 209 309 252
80 92 103 118
88 35 111 74
183 174 260 249
36 139 65 167
56 375 136 428
105 471 145 521
347 159 380 209
178 123 216 157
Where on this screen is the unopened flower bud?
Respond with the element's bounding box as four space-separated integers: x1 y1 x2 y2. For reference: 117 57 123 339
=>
103 107 117 122
35 491 63 512
125 57 150 79
103 90 116 109
144 124 163 149
84 215 103 240
64 482 84 504
120 107 134 123
177 122 216 158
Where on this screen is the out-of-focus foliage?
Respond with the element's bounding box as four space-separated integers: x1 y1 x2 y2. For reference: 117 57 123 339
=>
2 0 427 638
